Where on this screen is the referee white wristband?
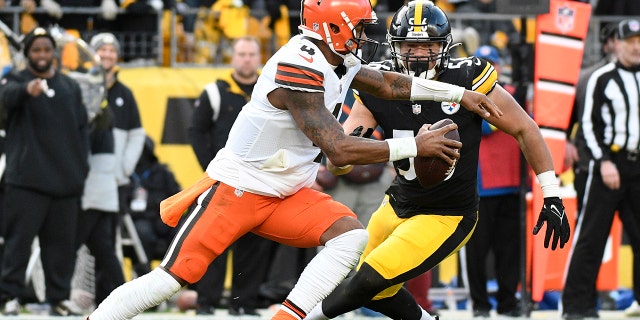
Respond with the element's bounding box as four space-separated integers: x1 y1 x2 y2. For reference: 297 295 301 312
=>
410 78 465 103
386 137 418 162
537 170 561 198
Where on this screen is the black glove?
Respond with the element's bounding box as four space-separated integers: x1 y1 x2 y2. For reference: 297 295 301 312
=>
532 196 570 250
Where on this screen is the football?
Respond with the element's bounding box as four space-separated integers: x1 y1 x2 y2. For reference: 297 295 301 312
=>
414 118 460 188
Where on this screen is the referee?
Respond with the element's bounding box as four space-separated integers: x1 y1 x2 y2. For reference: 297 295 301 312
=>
562 19 640 320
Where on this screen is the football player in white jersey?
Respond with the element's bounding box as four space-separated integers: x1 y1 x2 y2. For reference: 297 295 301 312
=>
86 0 502 319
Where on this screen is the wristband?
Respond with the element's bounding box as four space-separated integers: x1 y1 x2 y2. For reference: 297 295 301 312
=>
386 137 418 162
537 170 561 198
410 78 465 103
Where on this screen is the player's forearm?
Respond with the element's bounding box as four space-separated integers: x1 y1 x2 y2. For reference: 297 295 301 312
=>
518 130 556 176
325 136 417 168
324 137 390 167
353 68 464 102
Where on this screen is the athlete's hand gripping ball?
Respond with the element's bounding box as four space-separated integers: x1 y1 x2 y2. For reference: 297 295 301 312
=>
533 197 570 250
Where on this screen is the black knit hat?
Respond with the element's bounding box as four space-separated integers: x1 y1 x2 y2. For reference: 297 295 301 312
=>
22 27 56 54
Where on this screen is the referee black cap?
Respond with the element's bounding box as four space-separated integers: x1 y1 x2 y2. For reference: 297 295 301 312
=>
617 19 640 40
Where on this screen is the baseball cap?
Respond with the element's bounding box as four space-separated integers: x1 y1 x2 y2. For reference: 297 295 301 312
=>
473 45 500 64
22 27 56 54
90 32 121 54
617 19 640 40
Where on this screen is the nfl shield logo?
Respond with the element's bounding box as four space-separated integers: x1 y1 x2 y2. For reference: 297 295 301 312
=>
555 6 575 34
412 103 421 114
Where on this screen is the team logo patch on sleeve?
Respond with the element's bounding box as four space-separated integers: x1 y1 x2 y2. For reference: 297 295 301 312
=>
275 62 324 91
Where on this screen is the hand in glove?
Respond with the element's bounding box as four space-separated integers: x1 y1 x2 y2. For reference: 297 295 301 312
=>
101 0 118 20
533 196 570 250
41 0 62 19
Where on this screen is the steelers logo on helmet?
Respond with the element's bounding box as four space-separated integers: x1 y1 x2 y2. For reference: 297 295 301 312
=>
299 0 379 65
387 0 453 79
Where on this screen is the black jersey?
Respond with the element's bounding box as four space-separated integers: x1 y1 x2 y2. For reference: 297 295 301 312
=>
357 56 498 217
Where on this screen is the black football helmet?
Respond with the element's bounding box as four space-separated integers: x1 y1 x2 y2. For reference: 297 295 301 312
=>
387 0 453 78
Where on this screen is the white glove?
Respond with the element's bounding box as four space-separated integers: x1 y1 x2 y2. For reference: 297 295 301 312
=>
101 0 118 20
41 0 62 19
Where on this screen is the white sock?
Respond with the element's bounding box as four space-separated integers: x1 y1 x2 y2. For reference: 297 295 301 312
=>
420 307 436 320
283 229 368 314
306 302 329 320
89 268 182 320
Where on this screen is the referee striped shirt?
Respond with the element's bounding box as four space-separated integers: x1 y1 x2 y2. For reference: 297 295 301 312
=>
581 61 640 161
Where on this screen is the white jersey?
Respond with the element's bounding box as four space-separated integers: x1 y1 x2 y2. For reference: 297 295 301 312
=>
207 35 361 198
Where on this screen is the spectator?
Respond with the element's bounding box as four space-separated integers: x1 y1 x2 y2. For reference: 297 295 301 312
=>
562 19 640 320
188 36 277 316
74 102 126 308
192 0 250 64
176 0 206 63
0 27 89 316
90 32 145 251
463 44 522 318
240 0 291 62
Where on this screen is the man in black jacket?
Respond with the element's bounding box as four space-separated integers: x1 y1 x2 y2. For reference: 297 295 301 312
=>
0 27 89 316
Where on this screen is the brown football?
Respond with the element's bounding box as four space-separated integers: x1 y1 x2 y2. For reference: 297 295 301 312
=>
414 118 460 188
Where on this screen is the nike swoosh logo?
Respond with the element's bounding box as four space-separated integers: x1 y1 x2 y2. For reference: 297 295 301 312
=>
299 54 313 63
550 204 564 221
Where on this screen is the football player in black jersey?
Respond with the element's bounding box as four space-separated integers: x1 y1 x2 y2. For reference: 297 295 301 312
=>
306 1 570 320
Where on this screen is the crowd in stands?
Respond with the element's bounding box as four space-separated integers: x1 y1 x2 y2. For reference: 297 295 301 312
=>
0 0 639 317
